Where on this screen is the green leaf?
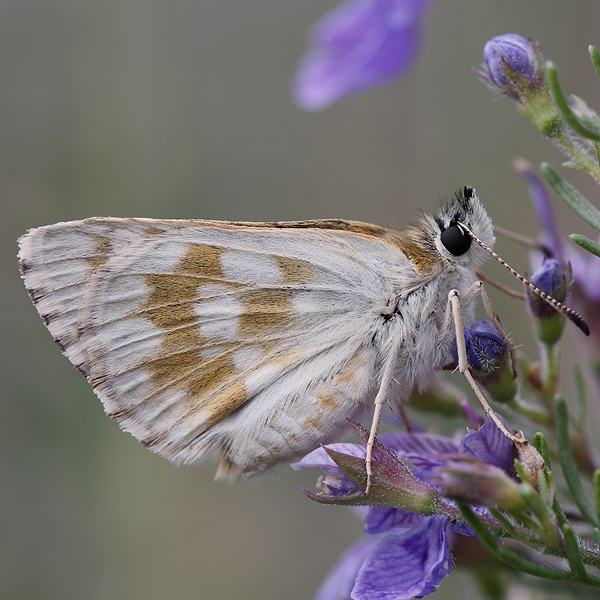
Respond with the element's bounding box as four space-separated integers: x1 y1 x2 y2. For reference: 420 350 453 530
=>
542 163 600 231
570 233 600 257
563 524 587 580
547 61 600 142
562 160 590 173
579 114 600 135
589 46 600 81
533 432 552 468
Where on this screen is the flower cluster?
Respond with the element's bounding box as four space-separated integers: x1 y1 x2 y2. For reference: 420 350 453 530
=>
293 418 517 600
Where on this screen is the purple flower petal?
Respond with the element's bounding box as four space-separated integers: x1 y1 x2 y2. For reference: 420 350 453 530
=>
459 416 514 473
364 506 424 534
379 431 460 480
292 443 366 477
294 0 434 110
514 159 564 261
352 517 451 599
380 431 459 460
315 535 383 600
292 444 365 496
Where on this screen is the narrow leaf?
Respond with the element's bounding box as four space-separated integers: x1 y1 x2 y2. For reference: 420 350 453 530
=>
562 160 590 173
533 432 552 469
547 61 600 141
563 523 587 580
542 163 600 231
589 46 600 81
570 233 600 257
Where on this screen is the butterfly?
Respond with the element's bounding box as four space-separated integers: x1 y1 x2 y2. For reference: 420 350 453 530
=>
18 186 522 481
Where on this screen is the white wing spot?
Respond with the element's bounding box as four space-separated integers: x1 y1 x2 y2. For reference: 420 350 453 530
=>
245 363 281 395
233 346 264 371
220 250 282 284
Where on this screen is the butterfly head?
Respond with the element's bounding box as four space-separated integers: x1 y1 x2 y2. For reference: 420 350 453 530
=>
432 186 495 269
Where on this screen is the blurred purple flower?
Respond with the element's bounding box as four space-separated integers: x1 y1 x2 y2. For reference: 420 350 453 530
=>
293 0 434 111
516 161 600 341
294 417 514 599
514 158 564 260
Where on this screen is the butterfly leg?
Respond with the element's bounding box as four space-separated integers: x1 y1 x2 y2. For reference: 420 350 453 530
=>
446 285 525 444
365 333 404 494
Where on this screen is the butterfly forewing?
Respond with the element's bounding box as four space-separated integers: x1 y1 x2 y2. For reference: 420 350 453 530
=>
19 218 415 478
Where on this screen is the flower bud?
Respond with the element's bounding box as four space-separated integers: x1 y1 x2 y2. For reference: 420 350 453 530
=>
483 34 538 91
453 320 517 403
476 34 563 138
430 457 527 512
527 258 570 344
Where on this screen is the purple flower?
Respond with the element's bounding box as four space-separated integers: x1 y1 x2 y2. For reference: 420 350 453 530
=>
352 517 451 599
451 319 517 402
477 35 572 140
528 258 569 316
452 319 506 373
517 162 600 341
513 158 564 260
482 34 539 91
293 0 434 111
295 417 515 599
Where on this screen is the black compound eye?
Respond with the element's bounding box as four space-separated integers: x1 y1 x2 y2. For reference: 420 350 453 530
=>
441 224 472 256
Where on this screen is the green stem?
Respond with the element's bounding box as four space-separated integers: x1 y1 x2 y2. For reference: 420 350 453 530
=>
547 62 600 160
458 504 573 581
460 504 600 585
542 343 560 397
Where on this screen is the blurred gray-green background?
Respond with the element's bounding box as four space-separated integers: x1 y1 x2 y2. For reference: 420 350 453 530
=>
3 1 600 599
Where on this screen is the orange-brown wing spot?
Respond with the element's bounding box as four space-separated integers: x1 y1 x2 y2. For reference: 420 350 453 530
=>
273 255 316 285
138 243 249 431
317 390 340 412
85 234 113 272
238 288 295 339
390 226 441 277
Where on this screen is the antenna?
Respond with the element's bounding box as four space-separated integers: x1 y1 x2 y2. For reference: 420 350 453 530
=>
458 223 590 336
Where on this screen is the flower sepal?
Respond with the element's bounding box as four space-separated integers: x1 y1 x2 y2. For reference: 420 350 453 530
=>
299 422 442 514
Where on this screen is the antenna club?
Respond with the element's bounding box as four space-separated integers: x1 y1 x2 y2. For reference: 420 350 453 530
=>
458 223 590 336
